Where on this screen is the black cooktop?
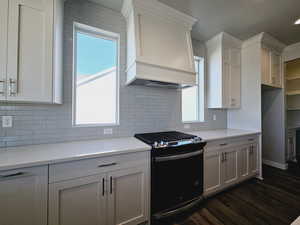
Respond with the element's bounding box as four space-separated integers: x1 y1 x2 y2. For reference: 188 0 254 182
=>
134 131 197 145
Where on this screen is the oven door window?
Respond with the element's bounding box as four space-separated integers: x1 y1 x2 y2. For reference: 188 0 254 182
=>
152 152 203 213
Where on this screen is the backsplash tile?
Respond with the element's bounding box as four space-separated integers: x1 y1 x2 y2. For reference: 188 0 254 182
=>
0 0 226 149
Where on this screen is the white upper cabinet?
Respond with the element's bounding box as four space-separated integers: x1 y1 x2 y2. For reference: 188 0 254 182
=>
261 45 283 88
206 32 242 109
0 0 8 101
122 0 197 86
246 32 285 88
1 0 63 103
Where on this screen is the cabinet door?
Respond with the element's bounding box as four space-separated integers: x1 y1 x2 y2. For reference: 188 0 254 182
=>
228 48 241 108
249 143 258 175
49 174 107 225
222 47 230 108
222 148 239 186
270 51 282 88
261 47 271 85
204 150 222 195
238 145 250 179
107 166 149 225
0 166 48 225
7 0 53 102
0 0 8 100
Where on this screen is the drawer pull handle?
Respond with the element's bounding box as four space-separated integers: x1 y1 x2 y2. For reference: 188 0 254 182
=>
0 172 26 179
110 176 113 194
98 162 117 168
102 178 105 196
248 138 254 141
220 143 228 146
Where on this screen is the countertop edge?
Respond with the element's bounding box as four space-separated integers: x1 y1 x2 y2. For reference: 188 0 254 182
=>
0 146 151 171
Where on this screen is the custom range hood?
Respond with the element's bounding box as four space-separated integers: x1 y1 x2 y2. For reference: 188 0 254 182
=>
122 0 197 88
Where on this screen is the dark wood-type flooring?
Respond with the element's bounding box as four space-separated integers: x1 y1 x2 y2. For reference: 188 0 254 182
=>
171 164 300 225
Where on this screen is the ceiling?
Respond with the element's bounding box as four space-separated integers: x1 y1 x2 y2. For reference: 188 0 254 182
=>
90 0 300 45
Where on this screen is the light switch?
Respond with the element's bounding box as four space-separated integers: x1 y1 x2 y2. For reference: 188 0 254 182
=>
2 116 13 128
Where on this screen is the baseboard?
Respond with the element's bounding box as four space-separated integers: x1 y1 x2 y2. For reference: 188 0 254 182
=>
263 159 288 170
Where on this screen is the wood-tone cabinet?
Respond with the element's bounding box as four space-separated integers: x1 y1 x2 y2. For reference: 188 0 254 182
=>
206 32 242 109
49 152 150 225
261 46 282 88
0 0 63 103
204 136 259 196
0 166 48 225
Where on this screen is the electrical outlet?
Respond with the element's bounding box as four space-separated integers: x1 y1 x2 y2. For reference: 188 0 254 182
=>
213 114 217 121
2 116 13 128
103 128 113 135
184 124 191 129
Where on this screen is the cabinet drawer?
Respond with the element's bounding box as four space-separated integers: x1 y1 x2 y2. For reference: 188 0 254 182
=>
49 151 150 183
205 135 259 152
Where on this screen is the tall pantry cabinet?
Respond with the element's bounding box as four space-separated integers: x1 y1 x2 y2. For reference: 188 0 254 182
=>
0 0 63 104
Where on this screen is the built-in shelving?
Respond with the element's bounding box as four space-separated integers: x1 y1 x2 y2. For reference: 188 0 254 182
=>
286 59 300 110
286 75 300 81
286 90 300 96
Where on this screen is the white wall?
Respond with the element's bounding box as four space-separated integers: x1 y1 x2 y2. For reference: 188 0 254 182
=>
262 88 286 164
0 1 227 148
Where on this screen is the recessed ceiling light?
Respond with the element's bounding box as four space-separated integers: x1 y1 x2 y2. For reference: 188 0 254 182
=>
295 19 300 25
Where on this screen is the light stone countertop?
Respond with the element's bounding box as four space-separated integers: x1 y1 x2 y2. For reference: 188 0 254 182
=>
0 137 151 171
190 129 260 142
0 129 260 171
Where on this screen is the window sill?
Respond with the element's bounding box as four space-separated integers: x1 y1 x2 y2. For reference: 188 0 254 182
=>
182 120 205 124
72 123 120 128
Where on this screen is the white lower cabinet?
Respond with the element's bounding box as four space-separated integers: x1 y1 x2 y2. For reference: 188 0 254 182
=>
204 150 222 195
249 143 258 175
222 148 239 187
49 174 107 225
107 166 149 225
49 152 150 225
204 137 259 196
238 145 250 179
0 166 48 225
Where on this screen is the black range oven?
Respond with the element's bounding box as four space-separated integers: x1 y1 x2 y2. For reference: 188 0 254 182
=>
135 131 206 223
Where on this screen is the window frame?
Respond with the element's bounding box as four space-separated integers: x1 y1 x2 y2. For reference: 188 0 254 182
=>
182 56 205 123
72 22 120 127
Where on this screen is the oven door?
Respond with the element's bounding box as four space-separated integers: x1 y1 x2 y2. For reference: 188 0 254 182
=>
152 149 203 218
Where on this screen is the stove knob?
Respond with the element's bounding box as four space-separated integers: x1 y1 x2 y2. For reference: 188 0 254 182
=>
160 141 165 147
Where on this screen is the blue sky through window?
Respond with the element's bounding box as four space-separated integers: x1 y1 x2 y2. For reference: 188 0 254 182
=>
76 32 116 76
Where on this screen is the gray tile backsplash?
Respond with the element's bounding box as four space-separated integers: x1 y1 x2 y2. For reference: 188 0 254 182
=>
0 0 226 149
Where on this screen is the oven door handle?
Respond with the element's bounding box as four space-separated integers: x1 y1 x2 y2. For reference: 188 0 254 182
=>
154 149 203 162
153 196 204 220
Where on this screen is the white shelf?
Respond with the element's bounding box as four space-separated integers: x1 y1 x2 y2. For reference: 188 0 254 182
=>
286 75 300 81
287 108 300 111
286 90 300 96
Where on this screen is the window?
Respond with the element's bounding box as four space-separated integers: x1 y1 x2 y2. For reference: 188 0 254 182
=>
73 23 119 126
182 56 204 122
